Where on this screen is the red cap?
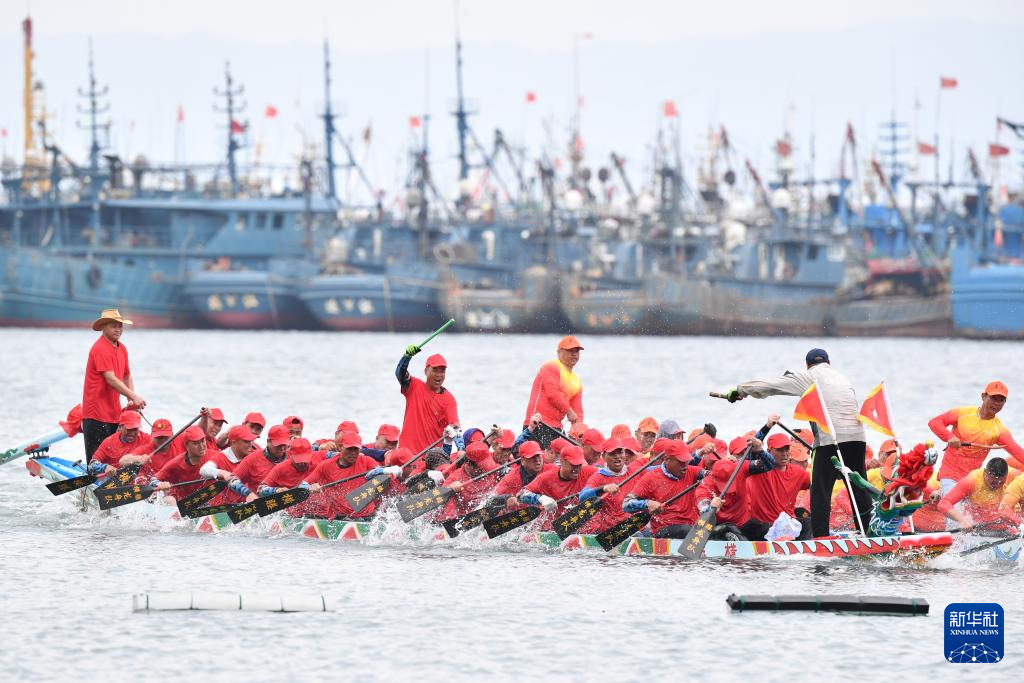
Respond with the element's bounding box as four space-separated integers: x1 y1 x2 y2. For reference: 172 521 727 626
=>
377 424 400 442
244 412 266 427
610 424 631 439
667 441 693 462
425 353 447 368
728 436 749 456
518 441 542 458
288 438 312 464
622 438 642 455
712 459 736 484
341 432 362 449
228 424 258 442
208 408 226 422
601 437 624 454
183 426 205 443
561 445 586 466
386 447 415 467
549 438 570 455
879 438 899 455
497 429 515 449
569 422 587 439
710 438 728 459
637 416 659 435
985 381 1008 398
690 434 712 450
465 441 491 464
652 438 676 455
466 430 485 444
766 433 791 450
582 428 605 448
282 415 303 428
557 335 584 351
118 411 141 428
267 424 291 447
336 420 359 435
150 418 173 438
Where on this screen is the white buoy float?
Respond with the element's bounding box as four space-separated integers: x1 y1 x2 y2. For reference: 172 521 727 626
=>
132 592 328 612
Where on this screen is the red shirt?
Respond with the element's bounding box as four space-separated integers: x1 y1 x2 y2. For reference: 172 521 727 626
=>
523 359 584 429
92 431 153 469
399 377 459 455
153 454 206 498
525 465 597 528
307 455 380 519
231 448 278 492
202 449 246 505
582 467 646 532
629 465 702 533
746 464 811 523
260 460 312 491
82 336 131 423
695 464 754 527
494 463 556 497
441 465 500 517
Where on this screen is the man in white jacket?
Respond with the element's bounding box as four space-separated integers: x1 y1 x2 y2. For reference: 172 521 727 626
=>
725 348 869 538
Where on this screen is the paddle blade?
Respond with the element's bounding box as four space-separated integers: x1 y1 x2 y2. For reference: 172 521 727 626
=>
96 485 156 510
227 501 261 525
397 487 453 523
181 503 236 519
445 506 495 537
97 463 142 490
552 497 602 540
483 506 542 539
256 487 310 517
596 512 651 551
176 480 227 516
678 510 717 559
46 474 95 495
402 472 434 495
345 475 391 513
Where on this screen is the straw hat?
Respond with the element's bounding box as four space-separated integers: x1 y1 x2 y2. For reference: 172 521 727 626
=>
92 308 134 331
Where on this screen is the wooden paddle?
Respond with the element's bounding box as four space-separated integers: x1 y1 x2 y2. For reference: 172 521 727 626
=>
550 453 665 540
181 502 237 519
678 443 753 559
595 479 703 551
46 473 99 495
255 468 374 517
481 491 582 539
959 532 1022 557
95 477 217 511
344 435 446 512
175 480 228 515
95 463 143 491
397 460 509 523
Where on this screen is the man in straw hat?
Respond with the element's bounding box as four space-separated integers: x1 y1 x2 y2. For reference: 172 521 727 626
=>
82 308 145 463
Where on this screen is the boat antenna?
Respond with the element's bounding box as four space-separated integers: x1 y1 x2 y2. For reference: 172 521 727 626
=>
322 38 338 202
76 37 110 225
453 0 470 185
214 61 245 197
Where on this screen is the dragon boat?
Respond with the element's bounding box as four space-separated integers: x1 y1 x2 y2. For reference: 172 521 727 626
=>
25 454 959 561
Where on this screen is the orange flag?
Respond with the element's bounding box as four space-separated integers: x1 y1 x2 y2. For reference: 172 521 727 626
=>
857 382 896 437
793 383 835 435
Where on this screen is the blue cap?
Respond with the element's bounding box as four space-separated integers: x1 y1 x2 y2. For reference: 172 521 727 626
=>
806 348 829 366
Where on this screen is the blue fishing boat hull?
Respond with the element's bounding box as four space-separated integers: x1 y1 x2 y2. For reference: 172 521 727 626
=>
298 265 442 332
951 247 1024 338
184 270 315 329
560 273 654 334
441 266 566 333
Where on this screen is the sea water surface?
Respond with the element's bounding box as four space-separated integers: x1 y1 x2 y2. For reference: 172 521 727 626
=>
1 330 1021 682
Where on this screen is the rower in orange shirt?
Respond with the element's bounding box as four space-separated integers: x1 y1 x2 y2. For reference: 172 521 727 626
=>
522 336 584 448
928 381 1024 500
938 458 1022 532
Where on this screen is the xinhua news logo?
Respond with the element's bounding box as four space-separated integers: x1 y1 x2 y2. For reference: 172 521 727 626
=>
944 603 1004 664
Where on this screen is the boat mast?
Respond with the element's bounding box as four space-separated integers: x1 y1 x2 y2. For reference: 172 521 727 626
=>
214 62 245 197
453 0 470 187
77 38 110 236
321 39 338 202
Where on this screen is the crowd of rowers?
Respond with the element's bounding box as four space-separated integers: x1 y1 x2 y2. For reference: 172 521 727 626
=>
82 404 1024 541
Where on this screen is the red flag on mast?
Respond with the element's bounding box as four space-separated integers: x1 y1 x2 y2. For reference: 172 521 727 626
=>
264 105 278 118
408 116 421 129
857 382 896 438
230 120 246 134
940 76 958 89
525 91 536 103
663 100 678 118
793 384 835 436
989 143 1010 157
917 141 936 155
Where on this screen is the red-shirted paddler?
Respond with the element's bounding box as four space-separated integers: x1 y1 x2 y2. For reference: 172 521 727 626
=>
622 440 703 538
120 417 178 480
694 435 777 540
91 410 153 473
522 336 584 448
493 441 553 505
491 429 516 465
397 347 460 456
442 441 501 517
581 428 605 465
152 426 212 500
227 424 290 501
198 407 228 454
307 432 381 519
82 308 145 463
217 411 267 450
518 445 596 526
204 425 259 505
744 432 812 540
283 415 304 438
258 438 318 496
578 439 650 532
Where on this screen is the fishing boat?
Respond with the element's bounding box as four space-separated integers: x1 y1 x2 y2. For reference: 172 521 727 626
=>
24 454 955 562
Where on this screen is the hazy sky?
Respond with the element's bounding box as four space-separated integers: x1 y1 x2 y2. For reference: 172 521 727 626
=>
1 0 1022 202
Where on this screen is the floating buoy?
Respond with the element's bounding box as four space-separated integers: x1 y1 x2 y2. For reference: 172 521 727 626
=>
132 592 328 612
726 594 928 616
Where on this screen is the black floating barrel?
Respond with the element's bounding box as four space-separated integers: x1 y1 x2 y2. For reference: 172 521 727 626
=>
726 594 929 616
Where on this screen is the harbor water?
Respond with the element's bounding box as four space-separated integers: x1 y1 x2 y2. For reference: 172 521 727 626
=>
1 329 1022 681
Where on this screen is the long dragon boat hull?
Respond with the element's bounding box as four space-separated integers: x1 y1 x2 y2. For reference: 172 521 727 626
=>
26 455 954 562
